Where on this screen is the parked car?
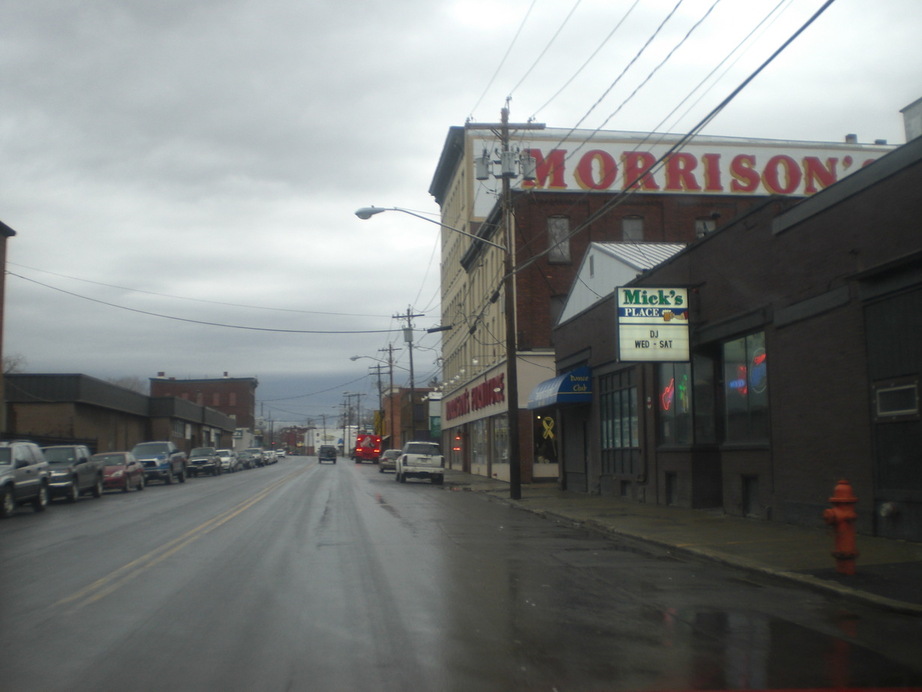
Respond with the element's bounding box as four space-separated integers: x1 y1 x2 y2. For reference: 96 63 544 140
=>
131 441 187 485
216 449 239 473
262 449 277 465
94 451 145 492
188 446 221 477
237 448 259 469
0 440 50 517
395 441 444 485
244 447 265 468
275 449 286 458
318 445 337 464
378 449 401 473
42 444 104 502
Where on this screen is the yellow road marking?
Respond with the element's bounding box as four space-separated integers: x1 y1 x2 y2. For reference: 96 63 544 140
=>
55 468 308 612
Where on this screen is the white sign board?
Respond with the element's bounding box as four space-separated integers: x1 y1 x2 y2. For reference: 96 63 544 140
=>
469 130 891 218
617 288 690 362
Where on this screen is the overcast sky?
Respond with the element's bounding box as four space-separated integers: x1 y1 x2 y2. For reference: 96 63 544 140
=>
2 0 919 426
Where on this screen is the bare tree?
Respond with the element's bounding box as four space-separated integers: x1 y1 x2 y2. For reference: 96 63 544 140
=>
106 376 148 394
3 353 27 374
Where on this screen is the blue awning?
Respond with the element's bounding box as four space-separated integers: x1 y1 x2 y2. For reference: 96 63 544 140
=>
527 366 592 409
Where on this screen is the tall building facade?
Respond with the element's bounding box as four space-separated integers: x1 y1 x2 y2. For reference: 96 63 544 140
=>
429 125 891 482
149 373 258 431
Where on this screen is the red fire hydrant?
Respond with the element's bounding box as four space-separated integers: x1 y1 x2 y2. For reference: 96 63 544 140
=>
822 479 859 575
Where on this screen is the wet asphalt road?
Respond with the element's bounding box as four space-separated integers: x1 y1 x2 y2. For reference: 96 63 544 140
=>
2 456 921 692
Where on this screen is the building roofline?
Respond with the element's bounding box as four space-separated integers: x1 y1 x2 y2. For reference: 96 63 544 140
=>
773 135 922 236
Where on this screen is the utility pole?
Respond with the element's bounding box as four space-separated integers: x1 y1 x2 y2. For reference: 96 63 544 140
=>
379 344 397 448
467 102 545 500
369 363 386 434
394 306 424 441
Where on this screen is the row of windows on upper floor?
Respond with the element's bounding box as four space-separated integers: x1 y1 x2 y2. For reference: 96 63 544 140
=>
547 215 717 263
171 392 239 407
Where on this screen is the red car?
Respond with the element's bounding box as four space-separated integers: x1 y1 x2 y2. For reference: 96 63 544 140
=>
94 452 145 493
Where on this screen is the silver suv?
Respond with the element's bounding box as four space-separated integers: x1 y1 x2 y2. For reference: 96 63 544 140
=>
395 441 444 485
0 441 51 517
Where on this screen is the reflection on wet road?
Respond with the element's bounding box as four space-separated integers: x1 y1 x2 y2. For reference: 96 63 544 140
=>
1 456 920 691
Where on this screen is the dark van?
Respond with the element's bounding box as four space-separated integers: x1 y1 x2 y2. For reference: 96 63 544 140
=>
318 445 337 464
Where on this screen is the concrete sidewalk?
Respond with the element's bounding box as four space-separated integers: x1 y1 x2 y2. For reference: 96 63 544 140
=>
441 469 922 615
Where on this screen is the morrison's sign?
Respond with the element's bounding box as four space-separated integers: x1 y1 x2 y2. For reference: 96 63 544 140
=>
469 130 891 217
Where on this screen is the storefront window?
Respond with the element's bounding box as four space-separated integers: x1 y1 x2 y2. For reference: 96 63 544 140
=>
471 419 488 467
493 416 509 464
600 369 639 475
723 332 769 443
658 362 693 445
599 370 640 449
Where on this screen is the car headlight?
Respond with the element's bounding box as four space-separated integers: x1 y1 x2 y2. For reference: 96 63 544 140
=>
111 470 124 478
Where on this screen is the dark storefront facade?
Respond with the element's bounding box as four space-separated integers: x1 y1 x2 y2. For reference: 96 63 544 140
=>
551 137 922 541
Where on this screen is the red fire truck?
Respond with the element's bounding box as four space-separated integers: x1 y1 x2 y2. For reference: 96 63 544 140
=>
353 434 382 464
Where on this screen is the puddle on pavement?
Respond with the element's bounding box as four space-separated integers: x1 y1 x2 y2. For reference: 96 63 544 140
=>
650 607 922 689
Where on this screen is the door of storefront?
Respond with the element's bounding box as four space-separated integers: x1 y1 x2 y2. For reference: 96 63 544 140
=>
865 284 922 541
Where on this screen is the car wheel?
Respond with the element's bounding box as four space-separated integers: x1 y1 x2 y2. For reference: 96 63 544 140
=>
1 487 15 518
399 472 407 483
33 483 49 512
67 481 80 503
165 468 174 485
137 475 145 491
92 478 103 498
379 466 384 473
432 475 444 486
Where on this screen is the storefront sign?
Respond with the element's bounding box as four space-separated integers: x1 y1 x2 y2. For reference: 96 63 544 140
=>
445 374 505 421
617 288 690 362
470 132 889 217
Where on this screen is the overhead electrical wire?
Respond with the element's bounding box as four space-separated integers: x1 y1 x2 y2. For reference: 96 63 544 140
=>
8 262 385 318
468 0 539 118
9 272 401 335
508 0 801 273
507 0 584 98
552 0 686 149
511 0 840 278
530 0 641 120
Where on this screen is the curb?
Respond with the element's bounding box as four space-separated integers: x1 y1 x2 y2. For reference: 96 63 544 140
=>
455 483 922 617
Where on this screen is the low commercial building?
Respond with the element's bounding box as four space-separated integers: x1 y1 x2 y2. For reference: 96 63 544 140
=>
430 124 890 483
4 373 235 453
547 134 922 541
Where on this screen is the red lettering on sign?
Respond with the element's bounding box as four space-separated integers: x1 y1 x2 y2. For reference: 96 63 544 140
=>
701 153 722 191
622 151 659 191
803 157 838 193
730 154 760 193
664 152 701 192
574 150 618 190
762 155 801 194
522 148 567 190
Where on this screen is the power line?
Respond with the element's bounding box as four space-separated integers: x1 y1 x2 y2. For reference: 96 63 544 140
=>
9 272 400 335
8 262 385 318
468 0 539 118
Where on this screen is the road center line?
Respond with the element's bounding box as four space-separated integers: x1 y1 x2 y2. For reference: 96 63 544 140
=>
54 467 309 612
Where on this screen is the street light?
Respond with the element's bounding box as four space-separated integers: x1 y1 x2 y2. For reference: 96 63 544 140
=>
351 353 396 447
355 204 523 500
355 206 507 251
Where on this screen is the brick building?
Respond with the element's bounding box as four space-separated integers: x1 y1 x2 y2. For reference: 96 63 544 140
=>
549 135 922 541
4 373 235 452
429 124 890 483
149 373 258 431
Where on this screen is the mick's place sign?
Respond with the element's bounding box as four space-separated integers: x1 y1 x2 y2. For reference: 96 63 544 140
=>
617 288 690 362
